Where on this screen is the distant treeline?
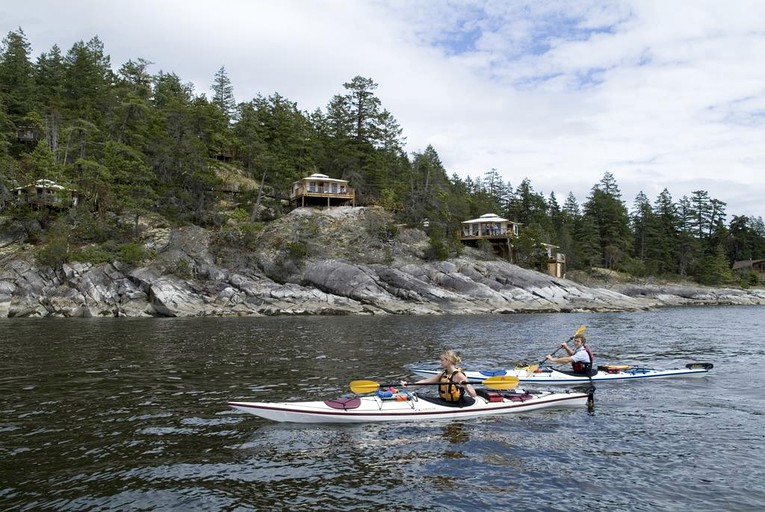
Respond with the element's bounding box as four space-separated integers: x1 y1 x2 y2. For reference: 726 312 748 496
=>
1 29 763 284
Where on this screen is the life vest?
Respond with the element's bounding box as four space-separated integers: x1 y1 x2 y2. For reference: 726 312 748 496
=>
571 346 594 374
439 369 466 403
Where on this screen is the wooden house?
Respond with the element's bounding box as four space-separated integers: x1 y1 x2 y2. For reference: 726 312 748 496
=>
12 179 80 210
460 213 521 260
290 173 355 208
459 213 566 275
732 259 765 283
541 243 566 278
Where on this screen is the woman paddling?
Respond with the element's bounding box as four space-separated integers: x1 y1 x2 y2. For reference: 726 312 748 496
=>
401 350 477 404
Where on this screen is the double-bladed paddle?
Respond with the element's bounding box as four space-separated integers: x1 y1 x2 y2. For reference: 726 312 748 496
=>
350 375 519 394
523 324 587 374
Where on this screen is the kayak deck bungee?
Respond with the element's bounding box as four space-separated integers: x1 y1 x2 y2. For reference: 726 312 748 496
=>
228 388 590 424
411 362 714 385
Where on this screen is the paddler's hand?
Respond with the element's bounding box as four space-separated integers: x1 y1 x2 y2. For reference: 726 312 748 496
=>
400 380 408 387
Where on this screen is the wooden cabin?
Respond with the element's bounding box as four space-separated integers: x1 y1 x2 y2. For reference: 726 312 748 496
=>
542 243 566 278
461 213 520 239
460 213 521 260
12 179 80 210
290 173 355 208
732 259 765 283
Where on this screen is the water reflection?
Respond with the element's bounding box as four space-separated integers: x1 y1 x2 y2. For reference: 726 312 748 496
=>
442 422 470 444
2 307 765 510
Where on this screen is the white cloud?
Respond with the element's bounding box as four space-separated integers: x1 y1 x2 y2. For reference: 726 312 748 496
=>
2 0 763 218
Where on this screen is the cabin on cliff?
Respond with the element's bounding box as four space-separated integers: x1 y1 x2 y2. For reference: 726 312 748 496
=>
459 213 566 277
541 243 566 279
11 179 80 210
290 173 355 208
732 259 765 283
460 213 521 261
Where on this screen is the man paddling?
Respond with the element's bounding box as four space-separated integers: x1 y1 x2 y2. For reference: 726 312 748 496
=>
546 334 594 374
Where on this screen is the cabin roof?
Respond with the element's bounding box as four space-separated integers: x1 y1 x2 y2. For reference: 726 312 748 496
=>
13 179 70 192
462 213 518 224
296 173 348 184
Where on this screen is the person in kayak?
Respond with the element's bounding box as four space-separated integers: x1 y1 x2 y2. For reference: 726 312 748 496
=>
546 334 594 374
401 350 477 403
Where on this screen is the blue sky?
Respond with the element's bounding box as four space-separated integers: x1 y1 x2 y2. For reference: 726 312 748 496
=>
3 0 764 218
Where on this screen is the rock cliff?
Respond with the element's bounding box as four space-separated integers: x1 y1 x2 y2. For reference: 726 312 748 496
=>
1 207 763 317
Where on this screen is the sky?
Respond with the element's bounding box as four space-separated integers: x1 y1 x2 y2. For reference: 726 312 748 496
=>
3 0 764 219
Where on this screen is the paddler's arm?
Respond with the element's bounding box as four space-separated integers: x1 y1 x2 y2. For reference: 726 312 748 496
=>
454 375 477 398
400 375 438 388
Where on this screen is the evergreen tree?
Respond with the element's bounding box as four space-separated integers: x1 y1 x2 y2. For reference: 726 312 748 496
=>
582 172 631 269
211 66 236 123
558 192 583 269
676 196 701 276
62 37 115 126
650 188 680 276
321 76 405 201
34 45 67 158
0 28 35 122
406 145 449 225
630 191 656 275
113 58 153 147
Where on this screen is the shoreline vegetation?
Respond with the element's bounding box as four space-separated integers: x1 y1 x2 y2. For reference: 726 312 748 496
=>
1 29 763 317
1 207 763 318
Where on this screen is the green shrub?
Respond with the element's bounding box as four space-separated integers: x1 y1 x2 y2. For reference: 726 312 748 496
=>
425 231 449 261
287 241 309 260
74 245 116 264
174 258 193 279
121 243 147 265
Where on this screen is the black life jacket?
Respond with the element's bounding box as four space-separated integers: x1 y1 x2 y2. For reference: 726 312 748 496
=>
439 369 466 403
571 346 594 374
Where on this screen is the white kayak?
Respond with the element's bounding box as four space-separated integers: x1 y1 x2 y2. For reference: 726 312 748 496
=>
411 362 714 385
228 388 590 424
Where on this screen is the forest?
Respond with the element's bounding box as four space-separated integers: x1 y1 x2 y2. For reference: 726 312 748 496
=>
1 29 764 286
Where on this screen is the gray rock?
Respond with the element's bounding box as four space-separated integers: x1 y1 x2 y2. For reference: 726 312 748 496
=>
0 206 762 317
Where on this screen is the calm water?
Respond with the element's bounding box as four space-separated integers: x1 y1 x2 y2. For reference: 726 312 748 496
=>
1 306 764 511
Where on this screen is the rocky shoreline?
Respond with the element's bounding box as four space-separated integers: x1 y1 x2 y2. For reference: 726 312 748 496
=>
1 207 763 318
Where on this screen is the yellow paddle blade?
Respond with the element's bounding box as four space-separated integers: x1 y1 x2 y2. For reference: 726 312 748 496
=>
523 364 539 375
349 380 381 394
481 376 519 390
575 325 586 336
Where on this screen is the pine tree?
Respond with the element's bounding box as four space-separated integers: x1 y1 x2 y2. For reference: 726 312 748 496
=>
650 188 680 276
0 28 35 121
582 172 631 269
211 66 236 123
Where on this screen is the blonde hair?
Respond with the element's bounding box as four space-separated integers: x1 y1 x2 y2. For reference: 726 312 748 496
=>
440 349 461 366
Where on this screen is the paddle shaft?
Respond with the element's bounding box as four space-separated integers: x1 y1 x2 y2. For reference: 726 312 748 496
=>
539 325 586 365
538 344 566 365
385 380 485 388
350 376 519 394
